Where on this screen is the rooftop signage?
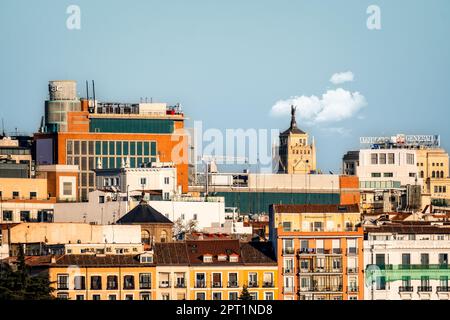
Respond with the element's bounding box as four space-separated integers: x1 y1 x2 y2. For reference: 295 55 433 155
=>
360 134 440 147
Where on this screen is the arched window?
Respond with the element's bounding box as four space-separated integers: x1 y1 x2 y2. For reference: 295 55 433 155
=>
420 171 424 178
441 171 445 178
432 171 436 178
141 230 150 245
160 230 167 243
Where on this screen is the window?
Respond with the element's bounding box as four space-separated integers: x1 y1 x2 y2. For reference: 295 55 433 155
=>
248 272 258 287
74 276 86 290
164 177 170 185
249 292 258 300
421 253 429 266
108 295 117 300
439 253 448 266
212 273 222 288
228 273 238 288
229 254 239 263
99 196 105 203
30 192 37 199
196 273 206 288
12 191 19 198
63 182 72 196
388 153 395 164
57 293 69 300
139 273 152 289
383 172 393 177
375 254 385 267
90 276 102 290
140 293 151 300
92 295 101 301
203 254 213 263
57 274 69 290
107 275 118 290
76 295 84 300
371 153 378 165
140 177 147 186
379 153 386 164
282 221 291 232
160 230 168 243
263 273 273 287
123 275 135 290
376 276 386 290
20 211 30 222
402 253 411 267
409 173 416 178
125 295 133 300
406 153 415 165
163 192 170 200
229 292 238 300
371 173 381 178
283 239 294 254
196 292 206 300
141 230 151 245
212 292 222 300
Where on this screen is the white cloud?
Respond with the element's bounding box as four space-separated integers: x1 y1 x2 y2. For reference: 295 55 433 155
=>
270 88 367 124
330 71 354 84
320 127 352 136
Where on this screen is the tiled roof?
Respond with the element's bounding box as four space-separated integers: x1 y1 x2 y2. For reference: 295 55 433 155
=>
117 200 172 224
271 203 360 214
153 242 189 265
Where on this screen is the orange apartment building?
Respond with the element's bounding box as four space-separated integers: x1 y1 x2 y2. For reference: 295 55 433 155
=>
34 81 188 201
269 204 364 300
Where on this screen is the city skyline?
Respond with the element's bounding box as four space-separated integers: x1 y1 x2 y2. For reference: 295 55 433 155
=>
1 0 450 173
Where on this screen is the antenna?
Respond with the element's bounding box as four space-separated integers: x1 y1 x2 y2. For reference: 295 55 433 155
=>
1 118 4 137
92 80 96 107
86 80 89 100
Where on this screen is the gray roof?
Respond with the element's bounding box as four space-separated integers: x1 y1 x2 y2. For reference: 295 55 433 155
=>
116 200 173 224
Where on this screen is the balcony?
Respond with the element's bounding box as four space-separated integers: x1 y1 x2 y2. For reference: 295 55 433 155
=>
139 283 152 290
347 248 357 255
437 286 450 292
195 281 206 288
283 248 295 255
399 286 413 292
57 283 69 290
298 248 316 255
347 286 359 293
175 281 186 288
283 268 294 275
418 286 432 292
212 282 223 288
347 267 358 274
300 286 343 293
332 248 342 255
262 281 274 288
283 287 295 294
248 282 259 288
228 281 239 288
159 281 171 288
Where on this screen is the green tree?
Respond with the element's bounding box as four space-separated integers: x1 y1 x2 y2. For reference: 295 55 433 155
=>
0 249 55 300
239 284 253 300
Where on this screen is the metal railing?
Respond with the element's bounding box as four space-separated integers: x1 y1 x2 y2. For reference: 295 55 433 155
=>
228 281 238 288
399 286 413 292
418 286 432 292
159 281 171 288
195 281 206 288
437 286 450 292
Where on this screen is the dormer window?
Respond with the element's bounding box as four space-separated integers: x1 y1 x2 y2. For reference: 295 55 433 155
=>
217 254 227 262
229 254 239 263
140 253 153 264
203 254 213 263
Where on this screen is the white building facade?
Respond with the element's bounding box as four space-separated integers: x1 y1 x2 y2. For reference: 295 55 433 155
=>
357 149 422 189
364 223 450 300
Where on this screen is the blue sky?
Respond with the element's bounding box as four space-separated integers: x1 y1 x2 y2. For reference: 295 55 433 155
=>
1 0 449 173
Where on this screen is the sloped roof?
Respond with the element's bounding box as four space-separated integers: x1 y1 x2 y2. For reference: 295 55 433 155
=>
116 200 172 224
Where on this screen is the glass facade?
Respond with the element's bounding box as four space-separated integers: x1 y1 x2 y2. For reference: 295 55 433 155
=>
214 192 340 214
66 139 157 201
89 118 174 134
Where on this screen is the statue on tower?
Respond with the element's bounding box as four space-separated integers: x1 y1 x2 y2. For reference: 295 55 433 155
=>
290 105 297 129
